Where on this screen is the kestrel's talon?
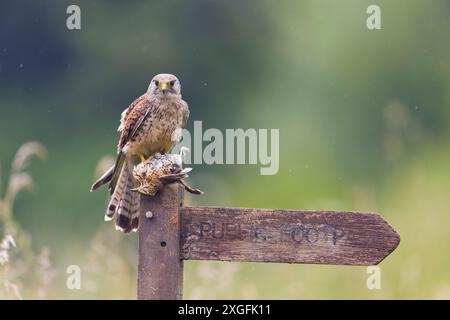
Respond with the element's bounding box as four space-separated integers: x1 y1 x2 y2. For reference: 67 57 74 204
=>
140 154 146 162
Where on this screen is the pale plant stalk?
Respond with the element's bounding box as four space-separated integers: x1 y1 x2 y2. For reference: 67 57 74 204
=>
0 142 48 299
1 147 137 299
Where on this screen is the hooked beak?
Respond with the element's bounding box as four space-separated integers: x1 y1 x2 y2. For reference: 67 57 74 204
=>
159 82 169 94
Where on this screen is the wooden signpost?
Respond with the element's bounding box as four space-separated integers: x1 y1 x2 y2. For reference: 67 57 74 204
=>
137 184 400 300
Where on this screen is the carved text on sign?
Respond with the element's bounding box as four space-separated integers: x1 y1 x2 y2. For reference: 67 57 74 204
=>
184 221 346 245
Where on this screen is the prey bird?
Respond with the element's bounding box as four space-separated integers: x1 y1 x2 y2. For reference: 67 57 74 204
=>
90 73 189 233
132 147 203 196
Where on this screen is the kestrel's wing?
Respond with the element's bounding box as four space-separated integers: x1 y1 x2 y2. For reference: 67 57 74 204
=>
117 94 153 153
180 100 190 129
90 97 143 192
109 94 154 194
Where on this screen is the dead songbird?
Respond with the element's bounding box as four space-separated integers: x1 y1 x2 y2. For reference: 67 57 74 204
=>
132 147 203 196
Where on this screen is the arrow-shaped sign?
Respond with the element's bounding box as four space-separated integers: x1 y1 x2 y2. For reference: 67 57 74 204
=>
180 207 400 266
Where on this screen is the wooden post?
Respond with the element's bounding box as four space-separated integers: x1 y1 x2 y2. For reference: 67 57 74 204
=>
137 183 183 300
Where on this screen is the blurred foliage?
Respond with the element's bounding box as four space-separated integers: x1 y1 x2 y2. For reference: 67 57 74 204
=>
1 0 450 299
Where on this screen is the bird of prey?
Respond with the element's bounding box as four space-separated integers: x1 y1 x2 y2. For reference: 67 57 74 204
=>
90 73 189 233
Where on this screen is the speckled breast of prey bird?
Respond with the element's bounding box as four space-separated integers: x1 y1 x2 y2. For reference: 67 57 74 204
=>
90 73 189 233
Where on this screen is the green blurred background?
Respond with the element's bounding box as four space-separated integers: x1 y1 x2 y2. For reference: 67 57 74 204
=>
1 0 450 299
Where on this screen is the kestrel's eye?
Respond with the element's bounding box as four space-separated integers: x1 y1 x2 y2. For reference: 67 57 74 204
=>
170 80 176 87
154 80 159 86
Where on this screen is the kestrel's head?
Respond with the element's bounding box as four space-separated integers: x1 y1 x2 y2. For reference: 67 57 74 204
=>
148 73 181 98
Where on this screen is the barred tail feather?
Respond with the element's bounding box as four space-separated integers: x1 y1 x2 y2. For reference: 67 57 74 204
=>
102 157 140 234
115 175 132 232
105 163 126 220
130 189 140 232
115 167 141 234
109 153 126 195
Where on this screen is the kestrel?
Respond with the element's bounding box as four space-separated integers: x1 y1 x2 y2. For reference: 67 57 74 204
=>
91 73 189 233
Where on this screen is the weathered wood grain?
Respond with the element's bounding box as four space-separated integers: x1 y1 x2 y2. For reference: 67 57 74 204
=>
180 207 400 266
138 184 184 300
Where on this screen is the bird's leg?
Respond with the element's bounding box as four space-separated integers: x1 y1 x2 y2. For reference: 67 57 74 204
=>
140 154 146 162
179 179 204 195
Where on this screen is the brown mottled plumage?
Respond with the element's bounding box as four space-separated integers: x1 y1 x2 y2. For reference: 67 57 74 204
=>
90 74 189 233
132 147 203 197
132 150 188 196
